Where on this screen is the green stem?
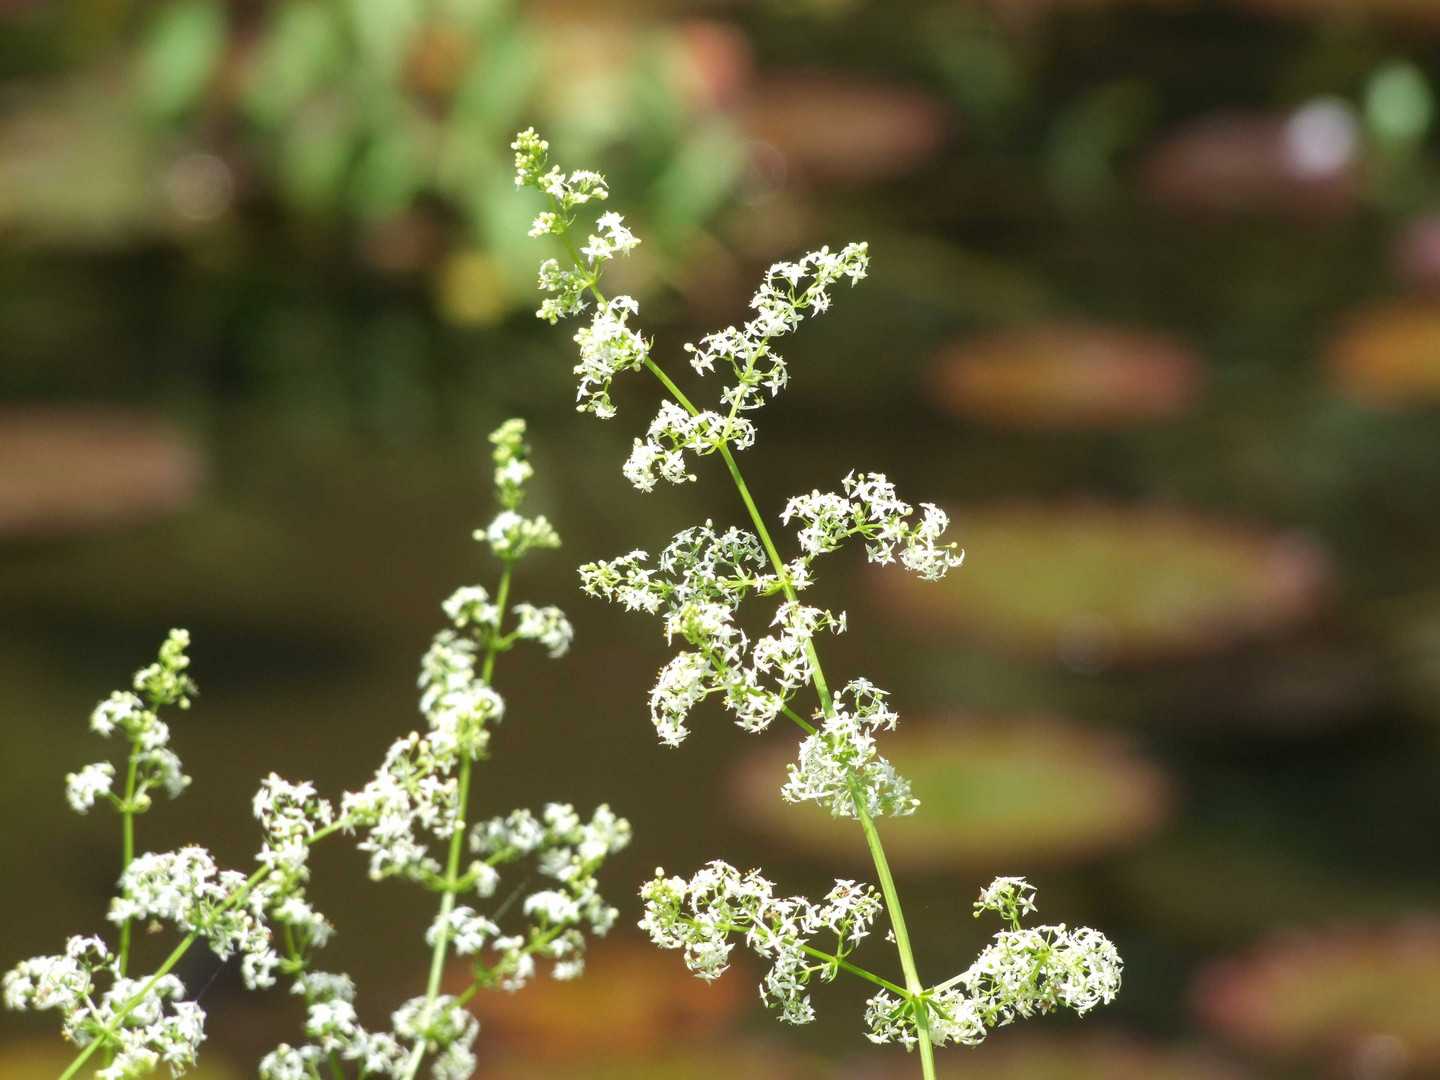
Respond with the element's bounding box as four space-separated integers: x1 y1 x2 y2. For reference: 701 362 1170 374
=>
401 561 513 1080
851 775 935 1079
779 704 816 736
795 945 907 997
482 564 514 685
699 918 908 997
117 752 140 977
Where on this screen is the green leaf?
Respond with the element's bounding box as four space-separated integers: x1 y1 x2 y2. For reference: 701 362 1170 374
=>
243 0 345 130
139 0 228 123
277 101 355 211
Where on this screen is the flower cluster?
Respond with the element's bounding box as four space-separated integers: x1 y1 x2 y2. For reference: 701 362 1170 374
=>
580 524 854 748
783 678 917 819
571 296 650 418
783 472 964 581
640 862 883 1025
111 846 282 993
864 878 1122 1050
513 129 651 415
480 417 561 560
513 128 609 211
257 801 633 1080
685 244 869 417
3 937 205 1080
6 634 221 1079
260 972 406 1080
69 628 196 814
622 402 752 493
250 775 335 987
469 802 632 988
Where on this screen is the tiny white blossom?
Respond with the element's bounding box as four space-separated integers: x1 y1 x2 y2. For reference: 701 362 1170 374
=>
65 762 115 814
640 861 882 1025
511 603 573 658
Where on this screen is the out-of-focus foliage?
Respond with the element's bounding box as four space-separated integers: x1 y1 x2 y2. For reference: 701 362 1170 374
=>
2 0 752 324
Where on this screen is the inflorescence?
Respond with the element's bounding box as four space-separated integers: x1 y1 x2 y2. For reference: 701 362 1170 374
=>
6 418 629 1080
514 126 1120 1067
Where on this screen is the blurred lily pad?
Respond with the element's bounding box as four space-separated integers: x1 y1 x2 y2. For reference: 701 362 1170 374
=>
912 1030 1247 1080
1138 105 1361 219
876 502 1332 666
733 713 1171 872
1194 921 1440 1071
930 323 1203 430
456 939 745 1064
475 1040 828 1080
738 71 947 186
0 407 206 541
1327 302 1440 408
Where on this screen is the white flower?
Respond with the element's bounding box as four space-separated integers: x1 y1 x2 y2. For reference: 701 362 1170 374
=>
865 878 1122 1049
65 762 115 814
684 244 870 417
427 907 500 957
580 212 640 264
480 509 560 560
975 876 1038 922
781 473 964 580
782 679 915 820
511 603 573 658
649 652 714 746
573 296 649 418
441 586 499 631
640 861 883 1025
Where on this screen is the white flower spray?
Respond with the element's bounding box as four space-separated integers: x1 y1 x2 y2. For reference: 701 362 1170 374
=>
514 128 1121 1076
8 420 629 1080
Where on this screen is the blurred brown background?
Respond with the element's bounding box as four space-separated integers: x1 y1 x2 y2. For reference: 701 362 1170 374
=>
3 0 1440 1077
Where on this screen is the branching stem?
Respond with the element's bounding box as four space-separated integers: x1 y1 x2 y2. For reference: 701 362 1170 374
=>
553 218 936 1078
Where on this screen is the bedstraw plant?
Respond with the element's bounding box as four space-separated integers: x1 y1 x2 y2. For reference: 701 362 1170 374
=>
513 127 1123 1078
6 421 630 1080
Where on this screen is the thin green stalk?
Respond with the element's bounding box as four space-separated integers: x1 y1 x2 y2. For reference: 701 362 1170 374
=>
798 944 910 998
116 752 140 977
851 775 935 1080
779 704 816 736
699 918 909 997
401 561 513 1080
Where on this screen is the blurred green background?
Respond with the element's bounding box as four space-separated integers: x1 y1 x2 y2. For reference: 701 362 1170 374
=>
4 0 1440 1077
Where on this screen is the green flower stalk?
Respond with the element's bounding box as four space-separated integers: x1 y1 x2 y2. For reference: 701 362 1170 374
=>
514 127 1122 1078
